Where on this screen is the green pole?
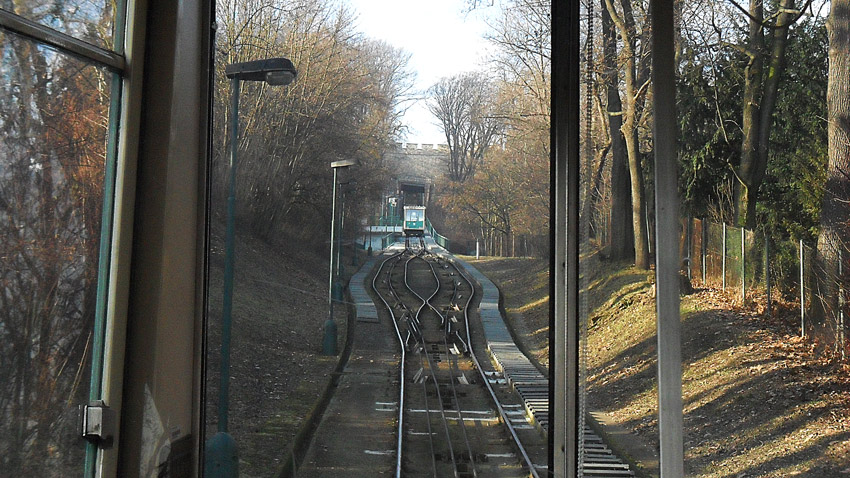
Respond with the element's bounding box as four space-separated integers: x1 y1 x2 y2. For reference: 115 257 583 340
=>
206 77 240 478
220 76 240 433
742 228 746 303
324 168 339 355
336 190 344 280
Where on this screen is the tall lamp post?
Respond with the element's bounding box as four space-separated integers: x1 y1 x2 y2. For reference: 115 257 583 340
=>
324 159 356 355
206 57 296 478
336 179 357 273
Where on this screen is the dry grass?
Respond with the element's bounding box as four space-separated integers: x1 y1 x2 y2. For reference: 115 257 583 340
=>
206 226 351 478
464 255 550 368
471 254 850 477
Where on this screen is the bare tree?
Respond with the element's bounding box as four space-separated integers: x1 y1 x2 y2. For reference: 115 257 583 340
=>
602 0 652 268
428 73 503 183
213 0 413 240
716 0 814 227
487 0 551 118
812 0 850 348
0 23 111 476
601 0 636 261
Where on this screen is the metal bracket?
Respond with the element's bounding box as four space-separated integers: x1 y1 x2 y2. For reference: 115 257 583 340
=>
80 400 116 449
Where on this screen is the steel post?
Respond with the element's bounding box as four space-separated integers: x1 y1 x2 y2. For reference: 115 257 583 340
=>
836 250 846 360
766 232 771 316
702 220 707 284
325 167 339 355
651 0 685 473
205 76 242 478
742 228 746 303
801 239 805 337
551 0 580 474
722 223 727 290
219 76 240 433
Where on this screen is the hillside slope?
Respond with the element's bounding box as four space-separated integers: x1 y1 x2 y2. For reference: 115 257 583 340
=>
470 255 850 477
205 226 351 478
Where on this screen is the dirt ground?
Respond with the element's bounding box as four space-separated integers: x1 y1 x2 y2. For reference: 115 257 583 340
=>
205 225 357 478
469 254 850 477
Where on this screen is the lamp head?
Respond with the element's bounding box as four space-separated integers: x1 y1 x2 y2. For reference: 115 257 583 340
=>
226 58 297 85
265 70 295 86
330 159 357 169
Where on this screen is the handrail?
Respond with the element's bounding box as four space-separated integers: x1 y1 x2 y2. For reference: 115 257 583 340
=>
425 219 450 249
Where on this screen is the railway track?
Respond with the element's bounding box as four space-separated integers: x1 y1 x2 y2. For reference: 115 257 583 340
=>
372 239 541 478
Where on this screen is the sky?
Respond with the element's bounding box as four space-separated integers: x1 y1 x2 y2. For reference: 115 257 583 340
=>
343 0 497 145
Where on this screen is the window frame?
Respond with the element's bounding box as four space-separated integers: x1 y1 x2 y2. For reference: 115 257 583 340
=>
0 3 143 477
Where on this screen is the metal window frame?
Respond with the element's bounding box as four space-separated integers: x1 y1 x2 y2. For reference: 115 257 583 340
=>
0 5 130 478
0 9 125 71
550 0 581 475
550 0 683 476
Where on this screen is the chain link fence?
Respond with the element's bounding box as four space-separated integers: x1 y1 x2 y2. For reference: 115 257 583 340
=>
681 218 848 360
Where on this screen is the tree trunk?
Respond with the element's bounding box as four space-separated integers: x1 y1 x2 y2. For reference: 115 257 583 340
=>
603 0 634 261
624 120 650 269
734 0 796 228
812 0 850 335
605 0 650 269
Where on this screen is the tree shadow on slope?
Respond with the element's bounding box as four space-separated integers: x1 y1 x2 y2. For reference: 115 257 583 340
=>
587 275 850 477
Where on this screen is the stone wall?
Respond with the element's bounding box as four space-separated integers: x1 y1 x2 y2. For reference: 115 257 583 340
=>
384 142 448 184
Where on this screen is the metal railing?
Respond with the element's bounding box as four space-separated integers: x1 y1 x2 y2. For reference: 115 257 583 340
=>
426 219 450 249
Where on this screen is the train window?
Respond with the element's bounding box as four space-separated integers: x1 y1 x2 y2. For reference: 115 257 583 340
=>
0 29 121 477
0 2 127 476
202 2 556 477
1 1 122 51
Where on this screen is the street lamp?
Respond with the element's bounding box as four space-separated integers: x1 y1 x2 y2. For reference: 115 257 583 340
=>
206 57 296 478
324 159 356 355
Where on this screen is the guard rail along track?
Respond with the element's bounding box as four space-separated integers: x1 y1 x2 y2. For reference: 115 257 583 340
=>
451 252 635 477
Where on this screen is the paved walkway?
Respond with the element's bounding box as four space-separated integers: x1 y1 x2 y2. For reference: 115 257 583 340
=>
297 255 400 477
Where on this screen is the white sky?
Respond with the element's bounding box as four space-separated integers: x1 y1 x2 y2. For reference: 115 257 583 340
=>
344 0 497 145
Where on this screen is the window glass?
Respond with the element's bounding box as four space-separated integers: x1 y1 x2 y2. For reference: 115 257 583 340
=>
0 31 112 477
2 1 117 51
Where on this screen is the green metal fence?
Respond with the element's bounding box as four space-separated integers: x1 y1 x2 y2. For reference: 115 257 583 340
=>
683 218 849 358
363 215 450 250
381 233 395 249
426 219 450 249
373 215 402 227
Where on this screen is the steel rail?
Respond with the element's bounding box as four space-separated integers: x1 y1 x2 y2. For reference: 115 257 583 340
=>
398 252 440 477
404 252 459 477
413 341 439 478
371 251 407 478
425 256 478 478
372 240 540 478
444 253 542 478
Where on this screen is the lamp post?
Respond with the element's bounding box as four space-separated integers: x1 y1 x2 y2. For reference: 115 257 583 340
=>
324 160 356 355
206 57 296 478
336 179 357 275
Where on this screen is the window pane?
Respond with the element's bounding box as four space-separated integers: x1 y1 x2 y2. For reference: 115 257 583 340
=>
2 1 117 51
0 31 112 477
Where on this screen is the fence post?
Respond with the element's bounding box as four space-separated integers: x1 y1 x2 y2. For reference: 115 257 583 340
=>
765 231 771 317
686 217 692 281
800 239 805 338
722 223 727 291
702 220 707 285
741 227 746 303
836 246 846 360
